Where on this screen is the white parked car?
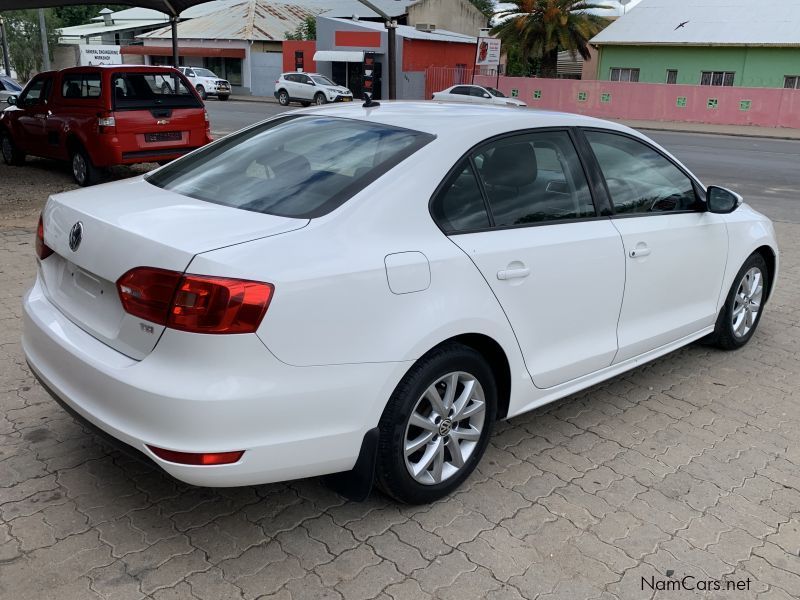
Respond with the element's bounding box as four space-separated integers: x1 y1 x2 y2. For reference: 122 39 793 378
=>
274 72 353 106
0 75 23 103
178 66 231 101
433 84 527 107
23 103 778 504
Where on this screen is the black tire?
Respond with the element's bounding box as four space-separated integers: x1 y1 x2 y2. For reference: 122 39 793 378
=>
1 130 25 166
376 343 497 504
707 253 769 350
218 94 230 101
161 82 173 94
70 145 99 187
196 85 207 100
314 92 327 105
277 89 290 106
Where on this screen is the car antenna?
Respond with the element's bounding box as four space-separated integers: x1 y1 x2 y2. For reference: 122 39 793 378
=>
362 93 380 108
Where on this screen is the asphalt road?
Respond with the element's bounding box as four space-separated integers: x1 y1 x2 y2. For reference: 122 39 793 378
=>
205 100 800 224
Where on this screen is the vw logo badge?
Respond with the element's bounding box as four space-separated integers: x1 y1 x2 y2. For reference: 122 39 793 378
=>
68 222 83 252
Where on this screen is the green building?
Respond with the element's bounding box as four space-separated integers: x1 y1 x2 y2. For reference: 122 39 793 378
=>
590 0 800 89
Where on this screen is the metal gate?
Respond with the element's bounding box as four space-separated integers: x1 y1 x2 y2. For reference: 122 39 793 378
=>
424 66 474 99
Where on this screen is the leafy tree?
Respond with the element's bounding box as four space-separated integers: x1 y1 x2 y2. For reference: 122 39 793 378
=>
3 9 60 82
285 16 316 41
492 0 610 78
53 5 127 28
468 0 496 19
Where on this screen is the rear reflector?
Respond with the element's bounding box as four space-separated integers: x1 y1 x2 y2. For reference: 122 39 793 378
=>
35 215 54 260
147 445 244 465
117 267 274 334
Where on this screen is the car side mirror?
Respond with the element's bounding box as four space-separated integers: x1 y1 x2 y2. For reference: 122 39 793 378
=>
483 93 491 98
706 186 742 214
6 95 17 106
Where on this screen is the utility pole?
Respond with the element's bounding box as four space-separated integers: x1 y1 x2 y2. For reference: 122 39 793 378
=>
171 15 179 66
354 0 396 99
38 8 50 71
0 15 11 76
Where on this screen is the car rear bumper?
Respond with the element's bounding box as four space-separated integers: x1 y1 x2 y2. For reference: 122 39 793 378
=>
91 131 212 167
23 277 406 487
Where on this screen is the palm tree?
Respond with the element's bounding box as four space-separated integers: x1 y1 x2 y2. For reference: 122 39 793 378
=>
492 0 611 78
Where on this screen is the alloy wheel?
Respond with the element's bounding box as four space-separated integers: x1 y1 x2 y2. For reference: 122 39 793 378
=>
72 153 87 185
732 266 763 338
403 371 486 485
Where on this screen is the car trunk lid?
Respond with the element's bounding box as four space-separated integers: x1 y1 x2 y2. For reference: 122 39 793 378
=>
40 177 307 360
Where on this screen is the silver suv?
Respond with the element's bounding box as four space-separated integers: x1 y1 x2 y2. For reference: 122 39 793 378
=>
274 72 353 106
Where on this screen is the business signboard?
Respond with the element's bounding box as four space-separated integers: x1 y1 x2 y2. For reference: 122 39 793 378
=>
79 45 122 66
474 37 501 66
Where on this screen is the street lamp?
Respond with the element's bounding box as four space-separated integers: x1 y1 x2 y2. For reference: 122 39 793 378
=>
354 0 396 99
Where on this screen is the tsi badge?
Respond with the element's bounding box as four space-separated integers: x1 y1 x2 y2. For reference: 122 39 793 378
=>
68 222 83 252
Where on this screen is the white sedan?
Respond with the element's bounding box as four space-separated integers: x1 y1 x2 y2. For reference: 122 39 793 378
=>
433 84 527 107
23 103 778 503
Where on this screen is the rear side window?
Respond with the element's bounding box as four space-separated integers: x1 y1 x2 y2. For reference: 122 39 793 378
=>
111 72 201 109
451 86 470 95
146 115 435 218
473 131 595 226
62 74 101 99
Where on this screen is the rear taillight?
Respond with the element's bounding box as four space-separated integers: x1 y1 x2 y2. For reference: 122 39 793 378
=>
97 112 116 133
35 215 54 260
147 445 244 465
116 267 274 334
204 109 209 123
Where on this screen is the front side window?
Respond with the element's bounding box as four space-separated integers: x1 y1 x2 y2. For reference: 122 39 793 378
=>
112 72 201 109
486 87 505 98
472 131 595 227
19 77 49 106
62 74 101 99
610 68 640 82
431 161 490 233
312 75 335 86
585 130 699 214
701 71 735 86
146 115 435 218
469 87 488 97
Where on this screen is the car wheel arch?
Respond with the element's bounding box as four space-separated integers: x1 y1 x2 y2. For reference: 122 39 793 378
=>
411 333 512 421
754 245 777 303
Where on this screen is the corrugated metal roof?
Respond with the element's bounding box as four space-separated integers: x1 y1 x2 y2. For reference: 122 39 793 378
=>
326 17 476 43
592 0 800 46
102 0 413 21
139 1 321 42
59 19 166 37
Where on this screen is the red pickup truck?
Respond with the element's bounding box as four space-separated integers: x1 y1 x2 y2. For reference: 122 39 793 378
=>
0 65 212 186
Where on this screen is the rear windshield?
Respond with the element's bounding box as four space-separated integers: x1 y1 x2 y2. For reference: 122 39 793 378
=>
112 72 202 110
146 115 435 218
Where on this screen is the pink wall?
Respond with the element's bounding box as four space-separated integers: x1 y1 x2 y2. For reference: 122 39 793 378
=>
475 76 800 129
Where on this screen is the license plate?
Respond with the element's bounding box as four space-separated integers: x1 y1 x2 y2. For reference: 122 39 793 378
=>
145 131 181 143
341 97 352 102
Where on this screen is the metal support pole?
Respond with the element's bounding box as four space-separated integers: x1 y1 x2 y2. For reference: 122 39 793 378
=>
386 20 396 100
38 9 50 71
0 17 11 77
171 16 179 67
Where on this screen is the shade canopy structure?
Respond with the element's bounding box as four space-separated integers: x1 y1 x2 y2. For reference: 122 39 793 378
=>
0 0 215 67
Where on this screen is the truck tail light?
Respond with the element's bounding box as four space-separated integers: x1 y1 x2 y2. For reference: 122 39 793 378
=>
35 215 54 260
147 445 244 465
116 267 274 334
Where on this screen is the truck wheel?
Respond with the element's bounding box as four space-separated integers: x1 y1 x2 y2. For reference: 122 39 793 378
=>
1 130 25 166
196 85 207 100
71 146 99 187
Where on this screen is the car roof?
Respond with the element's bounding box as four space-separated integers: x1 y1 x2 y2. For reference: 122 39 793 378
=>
294 101 639 140
58 65 180 74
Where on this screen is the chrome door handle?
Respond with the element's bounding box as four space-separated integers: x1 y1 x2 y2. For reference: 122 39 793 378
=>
497 267 530 280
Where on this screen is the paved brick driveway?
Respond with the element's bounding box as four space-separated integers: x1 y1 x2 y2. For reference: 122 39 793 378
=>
1 221 798 600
